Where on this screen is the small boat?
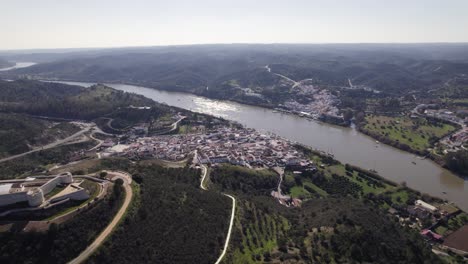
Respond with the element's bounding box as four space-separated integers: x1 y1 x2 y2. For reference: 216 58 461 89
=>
411 161 416 165
375 140 380 144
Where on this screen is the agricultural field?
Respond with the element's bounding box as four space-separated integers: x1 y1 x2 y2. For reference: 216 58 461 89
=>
362 115 457 153
283 149 432 211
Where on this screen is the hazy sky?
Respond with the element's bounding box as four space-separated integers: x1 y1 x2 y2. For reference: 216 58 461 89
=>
1 0 468 50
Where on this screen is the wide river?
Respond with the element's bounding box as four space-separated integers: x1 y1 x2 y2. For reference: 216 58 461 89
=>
0 62 36 72
50 81 467 211
2 61 464 209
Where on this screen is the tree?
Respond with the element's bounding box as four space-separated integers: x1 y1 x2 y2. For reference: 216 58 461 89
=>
445 150 468 175
343 109 353 122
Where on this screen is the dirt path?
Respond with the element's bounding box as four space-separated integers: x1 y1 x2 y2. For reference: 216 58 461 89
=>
214 193 236 264
199 164 236 264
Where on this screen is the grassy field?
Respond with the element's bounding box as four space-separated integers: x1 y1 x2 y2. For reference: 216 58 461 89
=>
362 115 456 152
284 151 421 210
44 185 66 199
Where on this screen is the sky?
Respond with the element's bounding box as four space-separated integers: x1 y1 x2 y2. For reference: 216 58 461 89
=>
1 0 468 50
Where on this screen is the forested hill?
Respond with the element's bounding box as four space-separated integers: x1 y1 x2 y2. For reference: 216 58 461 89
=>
0 113 80 158
209 165 442 264
3 44 468 99
0 80 167 120
0 58 13 68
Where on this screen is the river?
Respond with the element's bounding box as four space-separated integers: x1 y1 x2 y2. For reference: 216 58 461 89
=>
49 81 466 211
0 62 36 72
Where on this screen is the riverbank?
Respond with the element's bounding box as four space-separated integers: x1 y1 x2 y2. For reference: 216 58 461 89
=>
356 114 465 178
25 76 351 126
42 80 468 212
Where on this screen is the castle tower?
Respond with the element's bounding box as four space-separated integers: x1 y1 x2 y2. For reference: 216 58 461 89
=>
27 189 44 207
59 172 73 184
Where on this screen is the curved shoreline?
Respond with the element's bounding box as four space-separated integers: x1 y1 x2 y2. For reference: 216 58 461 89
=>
39 79 468 212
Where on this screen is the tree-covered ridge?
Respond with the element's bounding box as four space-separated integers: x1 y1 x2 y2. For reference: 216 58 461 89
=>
0 58 14 69
209 165 441 264
87 163 231 264
0 79 83 101
210 164 278 195
0 179 125 264
0 80 166 120
0 113 80 157
5 44 468 99
0 141 94 180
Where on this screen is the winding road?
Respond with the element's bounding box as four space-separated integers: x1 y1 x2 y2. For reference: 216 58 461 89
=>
68 172 133 264
214 193 236 264
200 163 209 190
153 115 186 135
0 123 93 164
199 164 236 264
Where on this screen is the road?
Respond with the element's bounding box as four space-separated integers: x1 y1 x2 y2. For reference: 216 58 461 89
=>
88 131 104 151
264 64 307 89
271 167 290 200
167 116 187 132
214 193 236 264
68 172 133 264
200 163 208 190
152 115 186 135
0 123 92 164
274 73 299 87
198 163 236 264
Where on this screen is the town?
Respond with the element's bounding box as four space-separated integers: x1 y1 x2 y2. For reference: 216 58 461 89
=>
102 126 314 170
278 81 345 124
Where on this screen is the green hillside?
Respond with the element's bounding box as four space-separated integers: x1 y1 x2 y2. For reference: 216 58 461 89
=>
0 113 80 157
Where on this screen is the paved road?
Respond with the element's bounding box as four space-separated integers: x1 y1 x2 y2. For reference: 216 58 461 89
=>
0 124 92 164
88 131 104 151
68 173 133 264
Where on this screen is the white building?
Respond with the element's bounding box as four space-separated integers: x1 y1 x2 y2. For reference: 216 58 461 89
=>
0 172 88 208
415 200 437 213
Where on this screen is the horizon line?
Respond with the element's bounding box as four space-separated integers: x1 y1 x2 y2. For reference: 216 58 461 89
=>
2 41 468 53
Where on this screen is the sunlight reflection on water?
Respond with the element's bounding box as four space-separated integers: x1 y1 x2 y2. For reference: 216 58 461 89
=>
192 97 239 118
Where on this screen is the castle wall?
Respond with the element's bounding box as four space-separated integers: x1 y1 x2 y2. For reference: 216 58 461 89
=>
0 173 75 208
50 188 89 203
0 192 28 207
40 177 61 195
